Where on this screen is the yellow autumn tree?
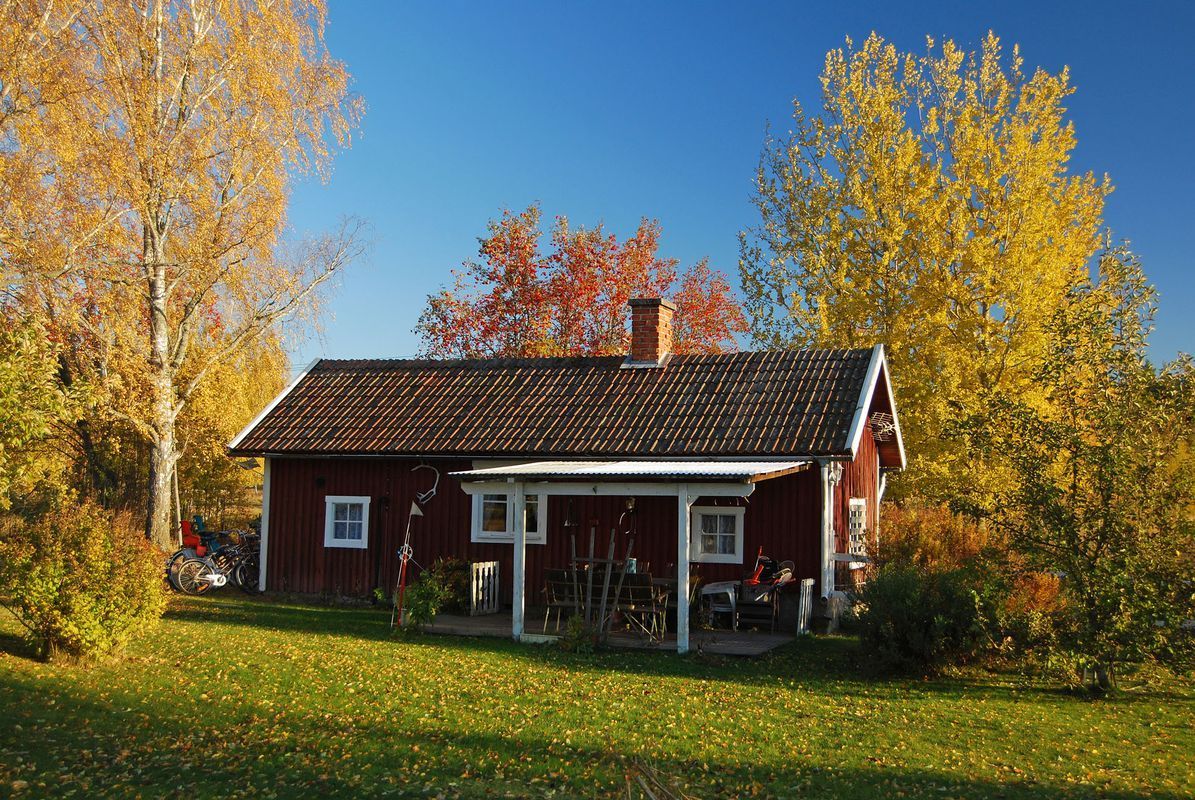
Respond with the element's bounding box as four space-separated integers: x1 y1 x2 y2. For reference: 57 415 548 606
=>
1 1 364 548
740 33 1110 506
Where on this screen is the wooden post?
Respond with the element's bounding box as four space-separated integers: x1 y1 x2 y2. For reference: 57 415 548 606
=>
676 485 692 654
604 534 634 635
596 528 616 635
584 523 596 624
570 534 581 615
511 482 526 642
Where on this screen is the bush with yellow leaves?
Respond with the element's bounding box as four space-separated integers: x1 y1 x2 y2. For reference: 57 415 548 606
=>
0 498 165 661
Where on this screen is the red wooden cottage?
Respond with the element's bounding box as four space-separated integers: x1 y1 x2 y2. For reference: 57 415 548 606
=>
229 298 904 652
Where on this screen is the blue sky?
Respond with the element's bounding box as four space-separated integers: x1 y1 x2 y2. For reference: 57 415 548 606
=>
287 0 1193 366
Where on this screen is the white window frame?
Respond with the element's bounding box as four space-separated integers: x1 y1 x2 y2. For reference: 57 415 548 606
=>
470 491 547 545
324 495 371 550
846 497 869 569
689 506 745 564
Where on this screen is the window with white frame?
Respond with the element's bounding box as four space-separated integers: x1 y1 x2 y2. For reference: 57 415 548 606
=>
848 498 868 556
324 495 370 549
689 506 745 564
470 492 546 544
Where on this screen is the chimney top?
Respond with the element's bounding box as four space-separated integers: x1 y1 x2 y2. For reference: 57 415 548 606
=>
625 297 676 368
628 297 678 312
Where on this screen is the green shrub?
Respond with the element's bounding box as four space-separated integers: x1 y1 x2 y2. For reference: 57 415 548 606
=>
426 557 470 614
400 570 452 631
0 500 166 661
557 613 597 655
856 565 996 673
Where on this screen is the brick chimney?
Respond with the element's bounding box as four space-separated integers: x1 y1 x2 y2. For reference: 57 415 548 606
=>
626 297 676 366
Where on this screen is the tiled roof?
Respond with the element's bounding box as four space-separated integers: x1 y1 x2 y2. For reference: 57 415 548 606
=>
229 348 877 458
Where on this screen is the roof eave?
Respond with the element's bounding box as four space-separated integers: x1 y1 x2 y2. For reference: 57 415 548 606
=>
227 358 321 453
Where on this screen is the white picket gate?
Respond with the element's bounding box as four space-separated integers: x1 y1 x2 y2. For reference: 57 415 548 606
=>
470 561 500 616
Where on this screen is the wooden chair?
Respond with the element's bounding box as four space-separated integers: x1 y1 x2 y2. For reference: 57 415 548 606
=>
542 569 578 633
735 582 779 631
617 573 666 641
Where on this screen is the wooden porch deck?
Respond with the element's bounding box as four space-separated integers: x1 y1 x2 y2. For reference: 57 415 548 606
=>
424 612 795 657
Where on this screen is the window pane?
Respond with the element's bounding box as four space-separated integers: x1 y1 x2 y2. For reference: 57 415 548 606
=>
701 514 718 534
334 503 349 522
346 521 362 540
482 495 507 532
718 533 736 555
701 534 718 554
334 520 348 540
347 503 362 522
719 514 736 534
525 495 539 534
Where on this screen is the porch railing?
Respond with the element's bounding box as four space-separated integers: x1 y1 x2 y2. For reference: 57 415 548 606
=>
470 561 500 616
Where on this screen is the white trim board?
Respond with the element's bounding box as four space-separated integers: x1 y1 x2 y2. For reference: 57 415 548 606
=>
258 457 271 592
845 344 906 469
228 359 320 451
458 480 756 499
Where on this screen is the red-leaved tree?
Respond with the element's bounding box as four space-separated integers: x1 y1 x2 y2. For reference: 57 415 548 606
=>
416 206 747 358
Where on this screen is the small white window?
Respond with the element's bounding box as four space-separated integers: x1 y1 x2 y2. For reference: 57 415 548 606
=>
848 498 867 557
689 506 745 564
324 495 370 549
471 492 546 544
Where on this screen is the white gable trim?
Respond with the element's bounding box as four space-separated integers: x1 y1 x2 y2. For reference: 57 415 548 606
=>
876 349 907 468
229 359 320 451
845 344 906 469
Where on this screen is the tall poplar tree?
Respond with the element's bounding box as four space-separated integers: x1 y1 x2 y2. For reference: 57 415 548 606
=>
740 33 1110 504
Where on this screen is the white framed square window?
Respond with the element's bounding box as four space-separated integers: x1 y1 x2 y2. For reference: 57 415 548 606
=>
848 498 868 557
689 506 745 564
324 495 370 550
470 492 546 544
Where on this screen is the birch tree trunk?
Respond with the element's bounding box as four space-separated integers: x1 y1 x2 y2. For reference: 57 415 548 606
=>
146 233 178 549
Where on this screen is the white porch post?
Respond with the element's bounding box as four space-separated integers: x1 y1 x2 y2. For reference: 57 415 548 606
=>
258 457 271 593
676 484 693 654
819 461 841 598
511 482 526 642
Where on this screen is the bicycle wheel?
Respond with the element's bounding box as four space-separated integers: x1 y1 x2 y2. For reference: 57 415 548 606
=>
165 550 188 591
176 559 214 595
236 555 260 594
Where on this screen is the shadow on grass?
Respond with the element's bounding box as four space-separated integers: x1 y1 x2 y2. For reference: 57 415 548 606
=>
164 593 393 640
160 595 1195 706
0 628 39 661
0 666 1188 800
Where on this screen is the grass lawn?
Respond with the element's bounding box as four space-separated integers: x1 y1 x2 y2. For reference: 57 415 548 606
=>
0 595 1192 798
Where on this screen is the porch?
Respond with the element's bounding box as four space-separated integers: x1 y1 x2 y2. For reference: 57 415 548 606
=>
424 611 795 657
450 458 819 654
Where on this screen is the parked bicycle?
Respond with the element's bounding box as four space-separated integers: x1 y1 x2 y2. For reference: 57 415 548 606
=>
166 517 260 595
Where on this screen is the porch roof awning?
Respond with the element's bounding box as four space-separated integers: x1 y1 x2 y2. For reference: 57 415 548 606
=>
450 459 809 483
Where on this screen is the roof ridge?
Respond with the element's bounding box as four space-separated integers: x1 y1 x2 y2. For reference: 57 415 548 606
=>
313 346 878 371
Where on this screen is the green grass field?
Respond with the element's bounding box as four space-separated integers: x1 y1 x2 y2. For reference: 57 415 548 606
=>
0 595 1191 799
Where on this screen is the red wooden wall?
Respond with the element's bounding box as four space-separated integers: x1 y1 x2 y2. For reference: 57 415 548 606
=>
263 457 830 604
832 418 881 591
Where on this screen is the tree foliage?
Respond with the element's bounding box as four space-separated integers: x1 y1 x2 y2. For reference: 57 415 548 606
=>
739 33 1110 505
957 249 1195 690
417 205 746 358
0 309 76 506
1 0 364 547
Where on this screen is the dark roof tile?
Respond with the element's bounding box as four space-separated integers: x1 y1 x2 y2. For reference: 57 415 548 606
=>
230 349 876 458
